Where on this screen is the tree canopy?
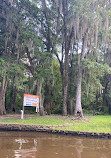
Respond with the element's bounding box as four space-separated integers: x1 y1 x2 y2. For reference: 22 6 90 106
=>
0 0 111 117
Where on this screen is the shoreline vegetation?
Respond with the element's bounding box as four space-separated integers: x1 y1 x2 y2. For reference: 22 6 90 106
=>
0 114 111 139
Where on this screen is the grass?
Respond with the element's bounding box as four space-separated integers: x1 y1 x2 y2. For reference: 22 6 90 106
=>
0 115 111 133
57 115 111 133
0 115 72 126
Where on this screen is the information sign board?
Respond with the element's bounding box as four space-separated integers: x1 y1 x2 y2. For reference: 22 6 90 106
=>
24 94 39 107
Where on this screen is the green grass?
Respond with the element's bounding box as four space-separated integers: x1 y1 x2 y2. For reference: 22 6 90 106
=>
57 115 111 133
0 115 72 126
0 115 111 133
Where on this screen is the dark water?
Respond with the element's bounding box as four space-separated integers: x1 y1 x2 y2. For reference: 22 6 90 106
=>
0 131 111 158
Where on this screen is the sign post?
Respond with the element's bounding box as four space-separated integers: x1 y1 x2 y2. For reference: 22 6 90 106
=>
22 94 39 119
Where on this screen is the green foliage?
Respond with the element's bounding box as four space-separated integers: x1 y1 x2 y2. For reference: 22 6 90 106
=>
83 59 111 92
51 58 62 114
83 59 111 76
0 57 25 77
0 0 111 116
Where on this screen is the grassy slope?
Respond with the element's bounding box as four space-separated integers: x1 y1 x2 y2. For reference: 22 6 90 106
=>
0 115 111 133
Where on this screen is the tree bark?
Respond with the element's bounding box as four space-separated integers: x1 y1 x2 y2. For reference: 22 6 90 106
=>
9 75 16 112
63 49 69 116
45 82 51 115
0 77 8 115
70 98 73 115
62 0 74 116
37 79 44 116
74 65 83 118
74 29 88 118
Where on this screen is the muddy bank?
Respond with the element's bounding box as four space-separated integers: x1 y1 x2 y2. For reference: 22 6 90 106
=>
0 123 111 139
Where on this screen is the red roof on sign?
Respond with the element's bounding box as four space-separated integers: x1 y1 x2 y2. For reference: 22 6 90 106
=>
24 94 39 98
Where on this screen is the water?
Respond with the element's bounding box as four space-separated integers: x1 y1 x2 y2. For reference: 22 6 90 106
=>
0 131 111 158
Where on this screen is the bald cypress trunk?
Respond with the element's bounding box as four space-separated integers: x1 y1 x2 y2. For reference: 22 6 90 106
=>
74 30 88 118
0 77 8 115
74 65 83 118
70 98 73 115
37 79 44 116
62 0 74 115
63 44 69 115
9 75 16 112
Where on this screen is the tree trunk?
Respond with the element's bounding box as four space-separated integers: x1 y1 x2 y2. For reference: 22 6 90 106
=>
70 98 73 115
10 85 16 113
9 75 16 112
0 77 8 115
37 79 44 116
46 102 50 115
74 29 88 118
63 50 68 115
62 0 74 116
74 66 83 118
45 82 51 115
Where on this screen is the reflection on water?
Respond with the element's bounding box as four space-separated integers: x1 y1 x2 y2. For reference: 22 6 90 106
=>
75 139 83 158
0 131 111 158
14 138 37 158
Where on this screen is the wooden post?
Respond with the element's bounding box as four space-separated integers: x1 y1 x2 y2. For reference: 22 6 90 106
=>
36 106 39 117
21 96 24 119
23 103 24 119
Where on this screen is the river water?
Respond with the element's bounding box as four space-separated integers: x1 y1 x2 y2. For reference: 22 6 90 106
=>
0 131 111 158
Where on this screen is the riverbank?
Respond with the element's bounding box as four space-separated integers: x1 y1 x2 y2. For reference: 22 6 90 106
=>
0 114 111 139
0 123 111 139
